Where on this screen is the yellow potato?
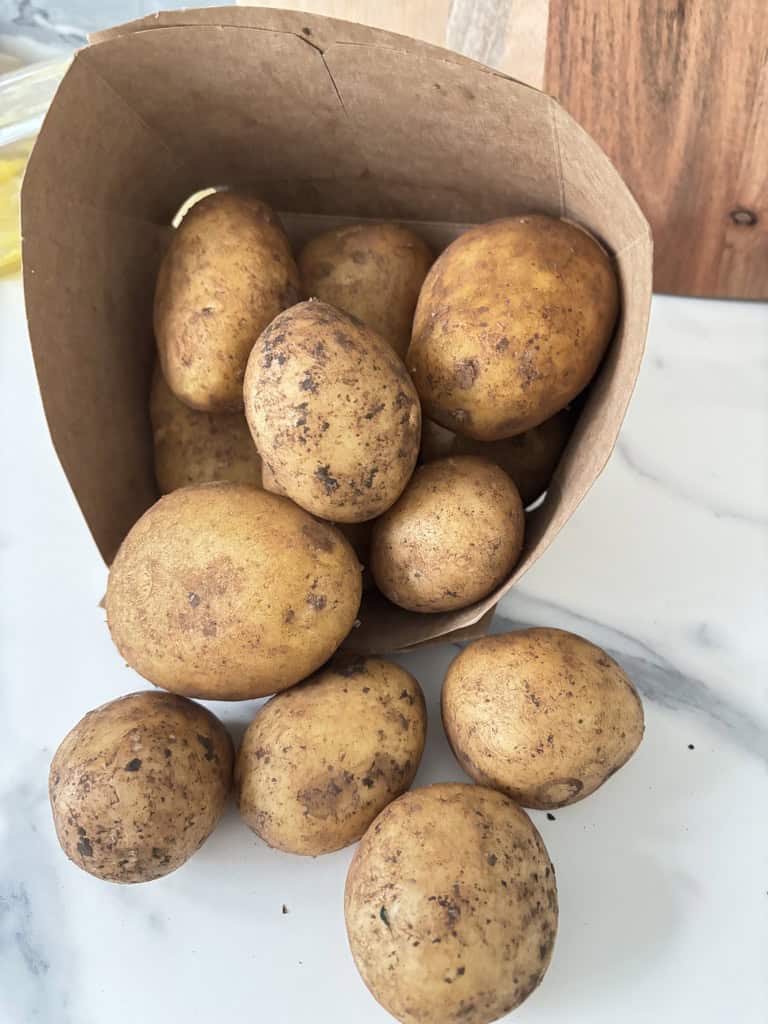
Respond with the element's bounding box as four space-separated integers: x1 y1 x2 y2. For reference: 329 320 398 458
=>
105 483 362 700
154 191 300 412
421 408 575 505
442 628 644 808
371 456 524 612
49 691 232 883
299 222 433 356
236 656 426 855
244 300 421 523
345 783 558 1024
150 365 262 493
408 215 618 440
261 465 374 588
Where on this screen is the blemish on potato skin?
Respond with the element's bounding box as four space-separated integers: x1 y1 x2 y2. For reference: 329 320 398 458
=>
454 358 479 389
77 836 93 857
315 465 339 494
301 521 335 553
124 758 142 772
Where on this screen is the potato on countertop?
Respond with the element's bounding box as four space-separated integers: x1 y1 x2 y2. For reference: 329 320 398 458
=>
244 300 421 523
236 656 426 856
299 222 433 357
105 483 362 700
154 191 300 412
371 456 524 613
49 690 233 883
345 783 558 1024
150 365 262 493
442 628 644 808
408 215 618 440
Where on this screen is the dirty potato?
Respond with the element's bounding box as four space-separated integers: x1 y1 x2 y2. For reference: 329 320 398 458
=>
345 783 558 1024
421 408 575 505
49 690 232 883
442 628 644 809
371 456 524 613
262 453 375 588
299 222 433 357
235 656 426 855
408 215 619 440
244 300 421 523
150 365 262 493
154 191 300 412
105 483 362 700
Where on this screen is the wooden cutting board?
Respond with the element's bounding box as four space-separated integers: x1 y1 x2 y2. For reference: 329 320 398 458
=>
544 1 767 299
242 1 767 298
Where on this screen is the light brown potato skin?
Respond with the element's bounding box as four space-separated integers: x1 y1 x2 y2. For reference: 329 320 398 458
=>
408 216 619 440
371 456 524 613
49 691 233 883
261 462 375 589
235 656 426 856
244 300 421 523
150 365 262 493
299 223 433 357
421 408 575 506
345 783 558 1024
105 483 362 700
154 192 300 412
442 628 644 809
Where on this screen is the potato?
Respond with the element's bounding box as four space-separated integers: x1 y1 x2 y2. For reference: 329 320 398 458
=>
371 456 524 613
298 222 433 357
105 483 362 700
154 191 300 412
261 456 374 588
244 300 421 523
442 628 644 809
408 215 619 440
345 783 558 1024
150 365 262 493
49 690 232 883
236 656 426 855
421 408 575 506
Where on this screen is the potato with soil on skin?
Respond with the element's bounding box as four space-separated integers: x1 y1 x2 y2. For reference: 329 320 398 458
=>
154 191 300 413
244 300 421 523
150 365 262 493
236 656 426 856
105 483 361 701
421 407 575 506
371 456 524 613
49 690 233 883
345 783 558 1024
408 215 619 441
299 222 433 357
261 462 375 589
442 628 644 809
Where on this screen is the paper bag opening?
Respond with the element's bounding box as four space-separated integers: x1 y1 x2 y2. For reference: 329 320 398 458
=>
21 7 652 654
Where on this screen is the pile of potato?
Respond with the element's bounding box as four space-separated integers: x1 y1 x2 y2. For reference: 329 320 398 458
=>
49 192 643 1024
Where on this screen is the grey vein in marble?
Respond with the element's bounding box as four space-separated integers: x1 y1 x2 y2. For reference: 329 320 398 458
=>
615 439 768 528
446 0 511 68
0 754 76 1024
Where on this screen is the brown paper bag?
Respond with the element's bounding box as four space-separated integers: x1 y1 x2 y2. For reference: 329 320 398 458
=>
21 6 652 654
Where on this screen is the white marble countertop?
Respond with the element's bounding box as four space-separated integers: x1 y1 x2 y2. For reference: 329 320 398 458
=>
1 267 767 1024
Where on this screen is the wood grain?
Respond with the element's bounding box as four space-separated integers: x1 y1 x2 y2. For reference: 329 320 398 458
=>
545 0 768 298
